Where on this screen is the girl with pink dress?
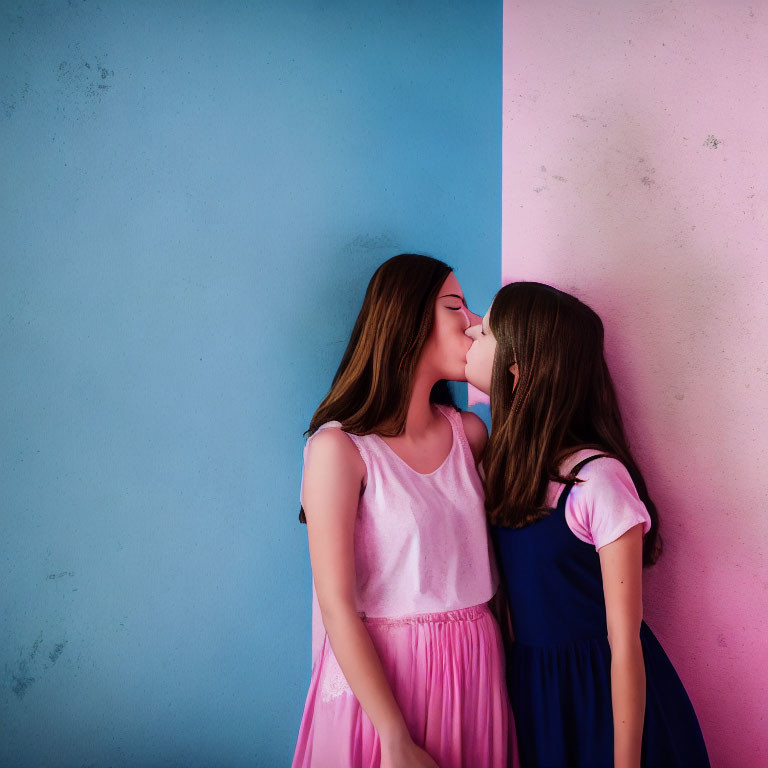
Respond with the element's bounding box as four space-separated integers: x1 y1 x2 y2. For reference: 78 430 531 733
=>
292 254 518 768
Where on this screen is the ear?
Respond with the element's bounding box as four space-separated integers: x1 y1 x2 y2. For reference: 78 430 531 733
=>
509 362 519 391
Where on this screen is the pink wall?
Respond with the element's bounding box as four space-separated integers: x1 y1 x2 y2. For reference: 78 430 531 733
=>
502 1 768 765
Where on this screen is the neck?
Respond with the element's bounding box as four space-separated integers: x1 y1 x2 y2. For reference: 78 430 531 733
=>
401 368 441 437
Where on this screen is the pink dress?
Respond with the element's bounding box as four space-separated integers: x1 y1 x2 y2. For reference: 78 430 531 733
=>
292 404 518 768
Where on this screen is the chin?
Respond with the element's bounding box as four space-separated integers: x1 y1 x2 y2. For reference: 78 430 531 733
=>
465 375 487 395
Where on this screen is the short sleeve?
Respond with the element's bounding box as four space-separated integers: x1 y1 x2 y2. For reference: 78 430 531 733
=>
564 458 652 551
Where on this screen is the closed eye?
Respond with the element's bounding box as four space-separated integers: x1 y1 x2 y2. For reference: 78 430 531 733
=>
440 293 467 309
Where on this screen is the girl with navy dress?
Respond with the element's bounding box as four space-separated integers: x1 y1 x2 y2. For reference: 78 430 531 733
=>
464 281 709 768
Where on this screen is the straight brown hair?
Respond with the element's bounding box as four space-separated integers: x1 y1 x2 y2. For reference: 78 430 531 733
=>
483 281 661 566
299 253 458 523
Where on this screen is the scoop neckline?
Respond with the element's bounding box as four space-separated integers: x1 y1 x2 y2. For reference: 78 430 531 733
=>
372 405 456 477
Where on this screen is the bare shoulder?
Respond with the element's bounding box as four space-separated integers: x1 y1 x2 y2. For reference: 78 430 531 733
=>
305 427 365 477
302 427 366 515
460 410 489 464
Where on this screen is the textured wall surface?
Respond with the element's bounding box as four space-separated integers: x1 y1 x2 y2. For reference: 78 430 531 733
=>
0 1 501 765
503 1 768 765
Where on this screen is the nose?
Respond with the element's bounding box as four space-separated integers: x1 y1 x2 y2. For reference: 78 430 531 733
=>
459 306 482 331
465 321 481 340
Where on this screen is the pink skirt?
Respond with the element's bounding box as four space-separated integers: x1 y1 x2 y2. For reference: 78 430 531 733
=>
291 603 519 768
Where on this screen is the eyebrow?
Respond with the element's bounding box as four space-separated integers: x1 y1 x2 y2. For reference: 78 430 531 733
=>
439 293 467 304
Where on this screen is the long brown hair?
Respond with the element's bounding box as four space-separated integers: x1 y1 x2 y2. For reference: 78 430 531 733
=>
484 281 661 565
299 253 458 523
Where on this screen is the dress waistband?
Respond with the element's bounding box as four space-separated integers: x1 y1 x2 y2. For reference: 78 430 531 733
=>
361 602 490 627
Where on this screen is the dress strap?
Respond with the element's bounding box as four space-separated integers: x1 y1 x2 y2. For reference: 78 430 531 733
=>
437 404 474 460
555 453 611 511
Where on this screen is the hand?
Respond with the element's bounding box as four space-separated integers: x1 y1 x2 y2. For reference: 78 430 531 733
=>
381 735 439 768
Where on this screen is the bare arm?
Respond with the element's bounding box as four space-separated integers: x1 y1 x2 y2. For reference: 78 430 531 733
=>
460 410 488 466
303 429 438 768
599 523 646 768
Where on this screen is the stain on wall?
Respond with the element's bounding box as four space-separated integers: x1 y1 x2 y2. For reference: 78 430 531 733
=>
56 55 115 103
703 134 721 149
3 631 68 700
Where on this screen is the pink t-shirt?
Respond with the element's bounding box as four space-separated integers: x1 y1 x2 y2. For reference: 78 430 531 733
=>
545 449 652 550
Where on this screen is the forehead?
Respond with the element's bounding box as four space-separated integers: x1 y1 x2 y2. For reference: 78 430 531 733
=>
438 271 462 297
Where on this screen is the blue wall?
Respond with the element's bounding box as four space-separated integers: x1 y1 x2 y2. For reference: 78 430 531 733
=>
0 1 501 765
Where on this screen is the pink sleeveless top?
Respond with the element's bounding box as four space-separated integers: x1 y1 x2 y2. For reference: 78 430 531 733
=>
302 404 498 665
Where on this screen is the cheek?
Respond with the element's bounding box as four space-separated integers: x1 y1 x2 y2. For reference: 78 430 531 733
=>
466 342 483 371
477 342 495 375
436 316 469 347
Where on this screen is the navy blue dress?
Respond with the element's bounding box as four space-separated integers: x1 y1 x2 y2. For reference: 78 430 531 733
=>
494 455 709 768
